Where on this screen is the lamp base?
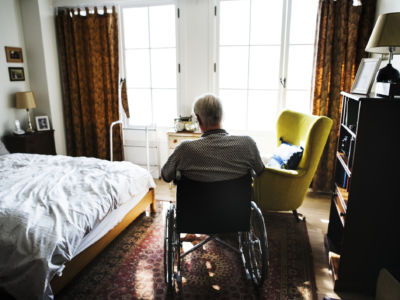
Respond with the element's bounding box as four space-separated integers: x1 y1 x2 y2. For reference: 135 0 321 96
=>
376 63 400 83
26 109 35 133
26 127 35 133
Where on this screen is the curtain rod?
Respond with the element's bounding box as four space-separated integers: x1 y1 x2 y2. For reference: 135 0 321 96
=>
55 3 119 15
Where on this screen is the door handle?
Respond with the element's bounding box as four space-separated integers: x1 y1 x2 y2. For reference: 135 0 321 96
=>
280 77 286 88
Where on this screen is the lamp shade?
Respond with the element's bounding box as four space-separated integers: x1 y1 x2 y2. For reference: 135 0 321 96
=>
15 91 37 109
366 13 400 54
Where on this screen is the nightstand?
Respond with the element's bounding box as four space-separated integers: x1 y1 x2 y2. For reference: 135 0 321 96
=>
167 130 201 156
4 130 56 155
166 130 201 188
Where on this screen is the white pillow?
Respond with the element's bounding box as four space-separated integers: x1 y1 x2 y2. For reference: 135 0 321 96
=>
0 140 10 155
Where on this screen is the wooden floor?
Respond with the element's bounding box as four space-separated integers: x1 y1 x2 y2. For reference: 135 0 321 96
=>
154 179 373 300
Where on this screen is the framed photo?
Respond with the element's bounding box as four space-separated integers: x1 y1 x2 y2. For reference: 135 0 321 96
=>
5 46 23 63
35 116 50 131
8 67 25 81
350 57 382 95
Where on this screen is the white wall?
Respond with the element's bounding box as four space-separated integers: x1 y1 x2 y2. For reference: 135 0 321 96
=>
20 0 66 155
0 0 66 155
0 0 31 137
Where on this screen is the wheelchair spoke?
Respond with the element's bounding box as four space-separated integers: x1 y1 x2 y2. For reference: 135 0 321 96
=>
246 202 269 287
238 232 252 281
164 210 170 284
165 205 179 291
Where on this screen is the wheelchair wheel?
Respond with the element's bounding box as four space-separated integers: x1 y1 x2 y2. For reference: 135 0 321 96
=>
242 201 269 287
164 205 177 290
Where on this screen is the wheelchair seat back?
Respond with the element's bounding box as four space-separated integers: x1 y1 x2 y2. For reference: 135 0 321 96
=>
176 173 252 234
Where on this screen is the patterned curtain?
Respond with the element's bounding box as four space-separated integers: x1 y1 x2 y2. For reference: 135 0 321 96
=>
311 0 376 192
56 6 123 161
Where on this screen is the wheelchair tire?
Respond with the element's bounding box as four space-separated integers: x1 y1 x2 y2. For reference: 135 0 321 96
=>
245 201 269 287
164 205 176 290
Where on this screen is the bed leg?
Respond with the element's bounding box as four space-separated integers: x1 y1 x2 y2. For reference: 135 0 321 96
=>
150 189 156 213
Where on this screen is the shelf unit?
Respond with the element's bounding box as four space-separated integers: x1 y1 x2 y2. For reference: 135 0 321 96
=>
326 92 400 295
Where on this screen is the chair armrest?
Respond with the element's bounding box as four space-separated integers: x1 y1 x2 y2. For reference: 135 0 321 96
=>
262 167 306 178
253 167 309 211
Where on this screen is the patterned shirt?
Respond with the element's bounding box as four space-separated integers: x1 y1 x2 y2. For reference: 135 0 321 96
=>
161 129 265 182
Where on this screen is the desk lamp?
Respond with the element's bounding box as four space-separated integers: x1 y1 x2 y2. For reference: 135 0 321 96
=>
16 91 37 133
366 12 400 83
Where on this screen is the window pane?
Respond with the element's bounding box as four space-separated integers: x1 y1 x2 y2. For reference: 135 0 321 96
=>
123 7 149 49
151 49 177 88
250 0 283 45
248 90 279 131
286 45 314 89
285 90 311 113
220 0 250 46
249 46 281 89
149 5 176 48
127 89 152 126
125 49 151 88
219 89 247 130
153 89 177 127
219 46 249 89
289 0 318 44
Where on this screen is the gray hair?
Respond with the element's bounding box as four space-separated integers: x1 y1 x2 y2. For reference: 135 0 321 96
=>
193 94 223 127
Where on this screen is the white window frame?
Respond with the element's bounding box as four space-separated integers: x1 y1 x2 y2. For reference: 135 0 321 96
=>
119 0 181 129
213 0 315 132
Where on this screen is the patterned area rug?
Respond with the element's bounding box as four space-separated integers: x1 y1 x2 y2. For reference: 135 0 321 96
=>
58 201 317 299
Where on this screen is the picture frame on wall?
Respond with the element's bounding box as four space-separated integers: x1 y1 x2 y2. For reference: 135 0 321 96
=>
350 57 382 95
8 67 25 81
35 116 51 131
5 46 23 63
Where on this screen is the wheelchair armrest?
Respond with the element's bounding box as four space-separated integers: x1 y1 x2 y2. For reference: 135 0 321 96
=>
262 166 306 178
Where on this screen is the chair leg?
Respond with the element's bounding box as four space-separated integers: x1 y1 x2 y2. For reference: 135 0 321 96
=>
292 210 306 222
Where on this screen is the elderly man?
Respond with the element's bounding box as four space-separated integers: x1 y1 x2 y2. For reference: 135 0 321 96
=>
161 94 264 182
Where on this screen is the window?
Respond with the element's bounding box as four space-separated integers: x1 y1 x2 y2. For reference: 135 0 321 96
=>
218 0 318 131
122 3 178 128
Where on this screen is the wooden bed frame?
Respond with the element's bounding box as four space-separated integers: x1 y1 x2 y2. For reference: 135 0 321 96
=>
51 188 156 293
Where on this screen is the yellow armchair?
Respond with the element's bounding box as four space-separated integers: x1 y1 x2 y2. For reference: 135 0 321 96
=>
254 110 332 221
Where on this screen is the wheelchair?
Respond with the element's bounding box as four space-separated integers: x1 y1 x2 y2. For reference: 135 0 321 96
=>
164 172 269 292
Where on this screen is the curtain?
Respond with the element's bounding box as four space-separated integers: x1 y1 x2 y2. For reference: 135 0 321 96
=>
56 6 123 161
311 0 376 192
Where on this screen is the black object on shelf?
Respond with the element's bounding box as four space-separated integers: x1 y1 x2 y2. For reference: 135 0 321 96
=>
375 82 400 98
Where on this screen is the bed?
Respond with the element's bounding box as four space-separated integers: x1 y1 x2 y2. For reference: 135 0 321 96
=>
0 150 156 300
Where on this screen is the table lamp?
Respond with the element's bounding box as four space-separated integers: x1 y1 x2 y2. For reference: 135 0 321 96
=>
16 91 37 133
365 12 400 83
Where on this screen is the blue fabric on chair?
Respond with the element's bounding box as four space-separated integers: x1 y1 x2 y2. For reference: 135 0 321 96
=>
268 137 304 170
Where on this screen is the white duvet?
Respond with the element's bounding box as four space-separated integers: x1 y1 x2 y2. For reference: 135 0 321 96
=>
0 153 155 300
